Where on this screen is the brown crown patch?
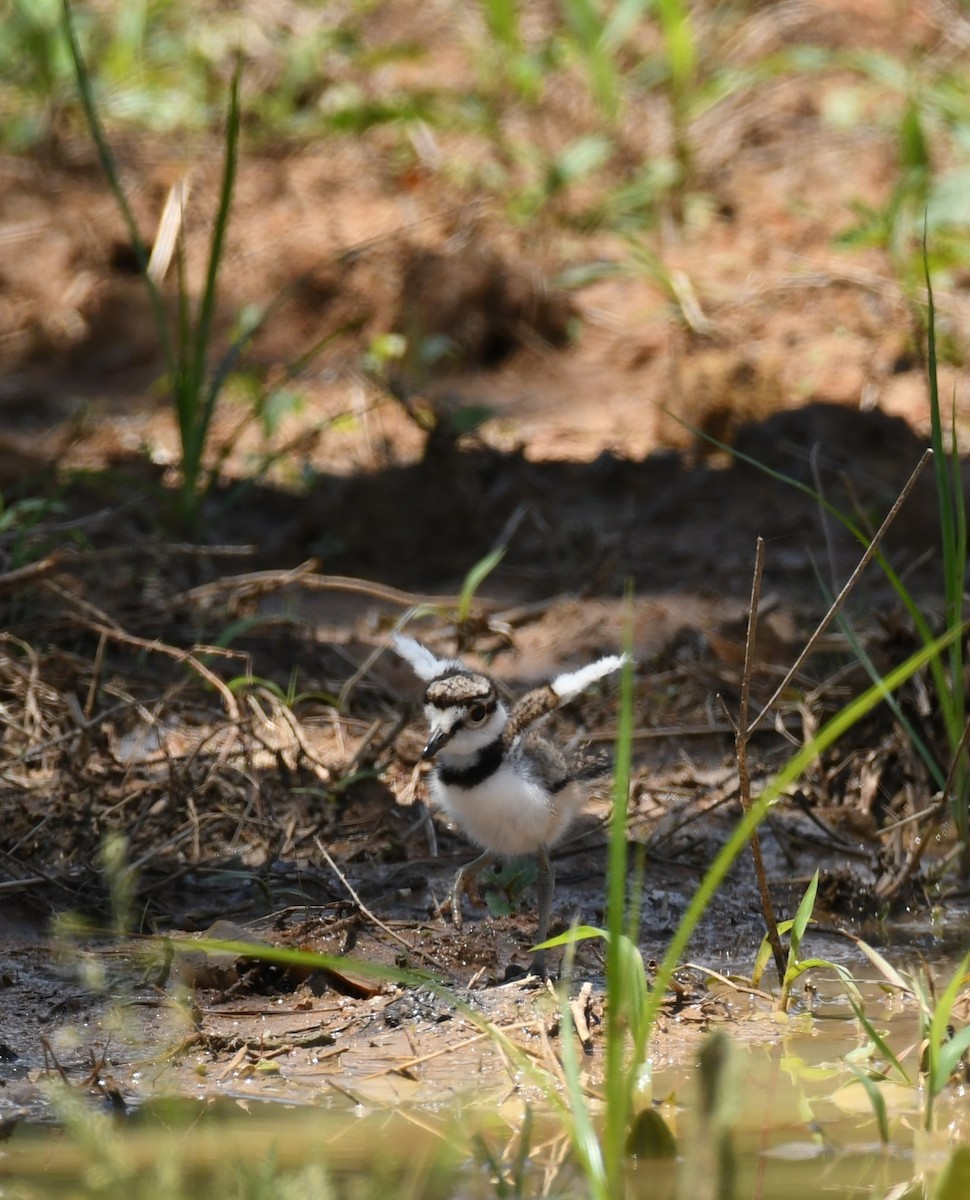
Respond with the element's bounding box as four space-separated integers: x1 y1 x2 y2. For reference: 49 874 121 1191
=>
425 671 495 708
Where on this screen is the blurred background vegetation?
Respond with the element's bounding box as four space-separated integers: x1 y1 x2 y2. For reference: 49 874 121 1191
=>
4 0 970 262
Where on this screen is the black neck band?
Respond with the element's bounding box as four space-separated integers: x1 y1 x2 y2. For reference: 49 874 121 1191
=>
437 737 505 789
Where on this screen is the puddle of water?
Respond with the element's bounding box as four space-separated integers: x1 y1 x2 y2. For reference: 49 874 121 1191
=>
3 968 969 1199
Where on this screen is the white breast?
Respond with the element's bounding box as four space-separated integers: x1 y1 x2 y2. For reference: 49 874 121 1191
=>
430 760 582 858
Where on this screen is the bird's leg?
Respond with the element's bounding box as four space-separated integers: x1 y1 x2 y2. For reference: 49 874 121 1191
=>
449 850 497 931
530 845 555 978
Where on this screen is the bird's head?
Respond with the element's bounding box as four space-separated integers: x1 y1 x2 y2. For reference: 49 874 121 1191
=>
422 670 507 760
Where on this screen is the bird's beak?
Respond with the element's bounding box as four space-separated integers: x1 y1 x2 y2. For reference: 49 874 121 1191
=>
422 726 452 760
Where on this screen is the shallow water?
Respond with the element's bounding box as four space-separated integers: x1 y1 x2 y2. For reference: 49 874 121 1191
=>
3 960 968 1200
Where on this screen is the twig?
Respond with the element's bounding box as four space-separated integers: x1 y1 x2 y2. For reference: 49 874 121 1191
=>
569 981 595 1055
358 1023 532 1078
40 1038 72 1085
84 630 107 719
0 553 64 593
748 448 933 735
172 565 498 613
338 611 427 711
736 538 786 988
0 698 134 769
42 577 241 719
683 962 773 1003
313 837 448 972
875 713 970 902
584 717 804 742
348 709 410 772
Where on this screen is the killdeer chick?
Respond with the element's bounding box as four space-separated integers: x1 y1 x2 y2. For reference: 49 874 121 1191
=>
393 634 627 976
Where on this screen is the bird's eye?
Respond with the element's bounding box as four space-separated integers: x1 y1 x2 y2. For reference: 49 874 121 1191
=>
467 703 488 726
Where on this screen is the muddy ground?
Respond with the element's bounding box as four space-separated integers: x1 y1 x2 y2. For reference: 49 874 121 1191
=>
2 0 970 1125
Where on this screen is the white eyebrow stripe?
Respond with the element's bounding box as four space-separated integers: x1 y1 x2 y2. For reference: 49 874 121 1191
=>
429 704 465 728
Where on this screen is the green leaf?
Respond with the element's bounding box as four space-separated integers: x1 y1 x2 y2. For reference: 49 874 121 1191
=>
843 1061 890 1145
936 1147 970 1200
481 0 521 51
484 890 511 918
899 98 930 173
625 1107 677 1159
551 134 613 186
751 918 794 988
928 951 970 1096
854 939 915 994
789 870 819 954
226 674 286 699
536 923 608 947
843 990 912 1085
457 546 505 623
259 386 305 438
933 1022 970 1094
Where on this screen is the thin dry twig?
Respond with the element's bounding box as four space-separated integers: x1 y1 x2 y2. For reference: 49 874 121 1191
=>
313 837 448 972
359 1021 535 1079
172 565 496 613
0 552 65 593
683 962 773 1003
736 537 786 988
0 697 133 770
42 577 242 719
875 713 970 902
569 980 594 1055
748 447 934 735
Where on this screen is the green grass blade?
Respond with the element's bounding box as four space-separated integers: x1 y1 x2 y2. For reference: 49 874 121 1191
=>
194 60 241 412
924 244 968 852
752 919 794 988
655 0 697 99
559 960 608 1196
177 59 241 520
538 923 608 947
603 621 636 1190
667 408 953 714
829 603 947 789
457 546 505 624
174 232 193 443
788 870 818 956
562 0 620 122
602 0 651 51
932 1023 970 1102
843 1060 891 1145
777 871 819 1009
480 0 521 52
854 939 915 994
927 950 970 1106
843 989 912 1086
640 619 968 1037
61 0 173 374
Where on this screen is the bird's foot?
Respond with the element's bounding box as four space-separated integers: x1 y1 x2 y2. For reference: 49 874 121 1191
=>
448 869 473 932
501 951 555 983
447 854 496 932
529 950 551 980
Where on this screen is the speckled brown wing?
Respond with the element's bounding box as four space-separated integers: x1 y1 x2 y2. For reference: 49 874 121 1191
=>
502 685 559 746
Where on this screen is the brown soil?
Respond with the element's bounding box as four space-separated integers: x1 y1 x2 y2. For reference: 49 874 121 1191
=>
2 0 970 1125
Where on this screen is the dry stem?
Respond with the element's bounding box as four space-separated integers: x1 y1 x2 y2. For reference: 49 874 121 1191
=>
736 537 786 987
749 447 933 735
